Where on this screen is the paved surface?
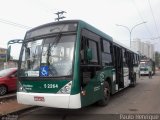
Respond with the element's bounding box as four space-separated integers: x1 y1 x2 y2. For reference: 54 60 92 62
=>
0 98 32 116
0 92 16 99
1 71 160 120
17 71 160 120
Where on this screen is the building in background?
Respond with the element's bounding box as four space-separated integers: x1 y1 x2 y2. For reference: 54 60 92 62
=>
0 47 18 70
0 47 7 70
131 38 155 60
0 47 6 62
131 38 141 53
132 39 156 75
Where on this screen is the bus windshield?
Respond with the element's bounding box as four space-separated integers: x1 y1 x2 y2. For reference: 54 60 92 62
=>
20 35 76 77
140 61 151 67
140 62 147 67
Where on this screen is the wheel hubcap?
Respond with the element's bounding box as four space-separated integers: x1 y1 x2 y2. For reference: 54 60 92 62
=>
104 87 109 100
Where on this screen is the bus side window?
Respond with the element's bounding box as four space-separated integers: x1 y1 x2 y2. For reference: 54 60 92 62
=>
80 36 87 64
88 40 98 64
101 40 112 66
125 51 129 67
80 36 99 65
80 29 102 88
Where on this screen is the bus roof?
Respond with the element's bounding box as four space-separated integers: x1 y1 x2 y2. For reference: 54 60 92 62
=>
77 20 113 42
113 39 138 54
26 20 78 33
25 20 138 54
25 20 113 42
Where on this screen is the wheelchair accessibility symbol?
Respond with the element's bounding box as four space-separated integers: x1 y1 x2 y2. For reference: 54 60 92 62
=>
40 66 49 77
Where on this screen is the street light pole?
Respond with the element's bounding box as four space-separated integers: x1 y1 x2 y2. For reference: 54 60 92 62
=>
116 21 146 48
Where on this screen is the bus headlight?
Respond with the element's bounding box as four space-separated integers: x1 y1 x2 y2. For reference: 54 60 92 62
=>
57 81 72 94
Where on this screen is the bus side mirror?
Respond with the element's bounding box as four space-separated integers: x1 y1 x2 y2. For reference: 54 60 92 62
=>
6 46 11 61
86 48 92 61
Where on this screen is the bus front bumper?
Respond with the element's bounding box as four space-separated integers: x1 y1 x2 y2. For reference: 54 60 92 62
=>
17 92 81 109
140 71 149 75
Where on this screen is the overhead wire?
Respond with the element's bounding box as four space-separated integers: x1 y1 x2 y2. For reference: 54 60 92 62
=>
132 0 160 50
0 18 31 30
132 0 154 39
147 0 160 40
141 36 160 40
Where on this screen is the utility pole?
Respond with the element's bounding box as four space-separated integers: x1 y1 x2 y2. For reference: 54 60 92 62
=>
55 11 66 21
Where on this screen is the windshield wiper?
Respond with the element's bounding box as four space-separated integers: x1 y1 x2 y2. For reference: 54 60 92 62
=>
49 33 62 49
46 33 62 65
48 24 66 50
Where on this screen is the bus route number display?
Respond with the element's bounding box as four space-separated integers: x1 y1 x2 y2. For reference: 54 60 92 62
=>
44 84 58 89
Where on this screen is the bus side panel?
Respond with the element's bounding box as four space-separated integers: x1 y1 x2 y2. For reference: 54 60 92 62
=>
80 67 114 107
80 72 103 107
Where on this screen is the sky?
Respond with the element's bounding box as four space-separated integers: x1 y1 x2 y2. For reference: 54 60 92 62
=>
0 0 160 59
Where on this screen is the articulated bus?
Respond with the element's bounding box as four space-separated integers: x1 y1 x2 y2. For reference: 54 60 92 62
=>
17 20 139 109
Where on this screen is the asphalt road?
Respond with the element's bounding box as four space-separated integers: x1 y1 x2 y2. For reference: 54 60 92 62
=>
18 71 160 120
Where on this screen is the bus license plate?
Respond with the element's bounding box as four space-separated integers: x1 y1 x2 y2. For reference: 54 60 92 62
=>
34 96 45 102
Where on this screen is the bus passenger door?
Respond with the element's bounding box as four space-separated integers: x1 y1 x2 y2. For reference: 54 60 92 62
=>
128 53 134 84
123 49 130 87
113 45 124 90
80 30 102 107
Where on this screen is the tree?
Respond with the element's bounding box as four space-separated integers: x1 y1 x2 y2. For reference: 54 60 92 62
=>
155 51 160 67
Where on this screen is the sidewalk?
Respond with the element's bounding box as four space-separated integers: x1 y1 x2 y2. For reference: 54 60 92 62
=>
0 99 33 116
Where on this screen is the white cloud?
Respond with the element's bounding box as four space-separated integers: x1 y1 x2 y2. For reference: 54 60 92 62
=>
0 0 160 52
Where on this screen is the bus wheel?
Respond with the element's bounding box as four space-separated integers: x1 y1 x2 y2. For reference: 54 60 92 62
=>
0 85 7 96
98 81 110 106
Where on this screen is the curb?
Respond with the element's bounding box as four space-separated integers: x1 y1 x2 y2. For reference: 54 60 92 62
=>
0 94 16 102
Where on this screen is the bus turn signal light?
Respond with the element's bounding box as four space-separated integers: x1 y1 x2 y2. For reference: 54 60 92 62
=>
81 90 86 96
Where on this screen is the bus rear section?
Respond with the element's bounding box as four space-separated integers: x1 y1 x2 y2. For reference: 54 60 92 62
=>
140 67 149 75
139 59 154 76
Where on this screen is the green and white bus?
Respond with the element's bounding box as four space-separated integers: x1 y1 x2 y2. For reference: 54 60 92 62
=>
17 20 139 109
139 58 155 76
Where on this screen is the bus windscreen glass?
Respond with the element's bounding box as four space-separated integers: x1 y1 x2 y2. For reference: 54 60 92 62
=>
25 23 77 39
20 35 76 77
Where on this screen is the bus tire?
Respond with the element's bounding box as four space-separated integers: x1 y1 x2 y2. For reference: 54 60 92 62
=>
98 81 110 106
